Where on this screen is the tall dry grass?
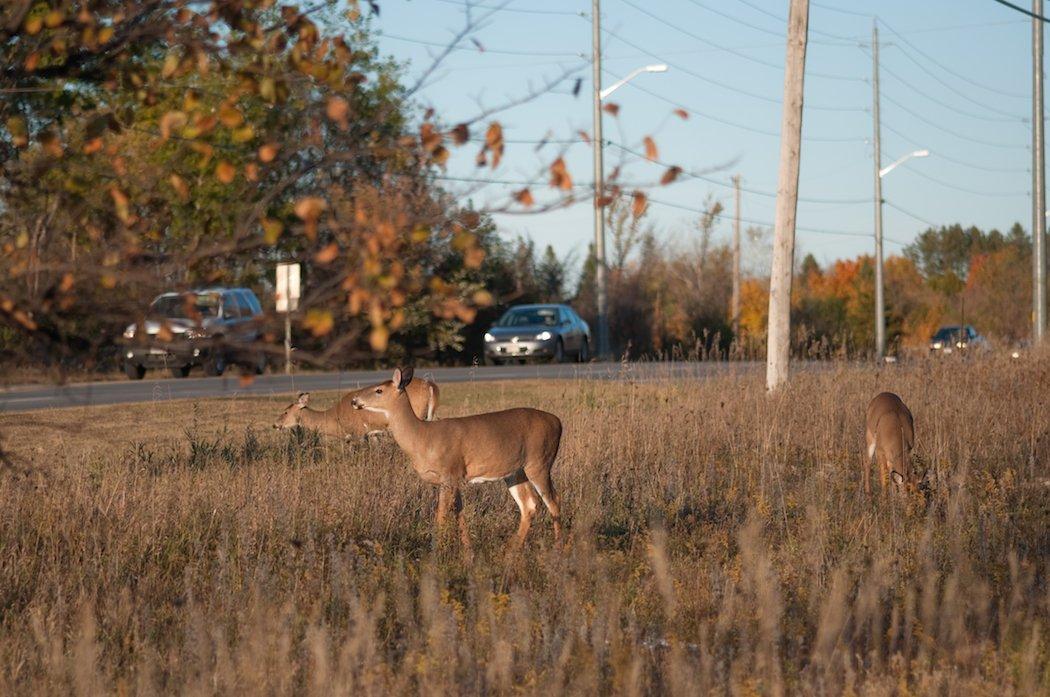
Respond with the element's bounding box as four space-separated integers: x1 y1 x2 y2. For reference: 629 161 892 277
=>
0 357 1048 694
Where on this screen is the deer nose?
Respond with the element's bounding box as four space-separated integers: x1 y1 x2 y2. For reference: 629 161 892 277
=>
351 398 360 408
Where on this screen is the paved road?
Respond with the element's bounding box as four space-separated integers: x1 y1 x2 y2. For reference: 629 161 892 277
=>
0 361 759 413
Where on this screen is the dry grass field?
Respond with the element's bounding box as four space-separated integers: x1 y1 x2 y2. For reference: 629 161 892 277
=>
1 358 1049 695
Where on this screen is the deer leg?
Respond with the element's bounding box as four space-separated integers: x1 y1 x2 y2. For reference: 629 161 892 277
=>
508 481 538 548
864 432 875 495
525 463 562 543
877 452 888 495
453 488 472 556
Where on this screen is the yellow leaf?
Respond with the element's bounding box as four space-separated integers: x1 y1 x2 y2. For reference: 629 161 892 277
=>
97 26 113 44
24 16 43 35
303 309 334 337
169 174 189 201
473 290 494 307
231 125 254 143
369 325 389 352
45 10 64 28
161 52 179 78
262 218 283 244
218 105 243 128
159 110 187 140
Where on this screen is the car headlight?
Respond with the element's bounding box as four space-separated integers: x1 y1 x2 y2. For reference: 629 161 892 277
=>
536 331 552 341
123 324 136 339
484 332 495 342
932 341 942 349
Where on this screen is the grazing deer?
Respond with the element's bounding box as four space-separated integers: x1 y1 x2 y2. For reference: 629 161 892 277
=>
350 366 563 550
864 391 915 493
273 377 439 440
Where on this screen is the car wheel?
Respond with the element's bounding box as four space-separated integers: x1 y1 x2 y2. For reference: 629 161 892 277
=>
253 351 267 375
124 362 146 380
204 351 227 377
551 339 565 364
170 365 191 378
577 338 590 363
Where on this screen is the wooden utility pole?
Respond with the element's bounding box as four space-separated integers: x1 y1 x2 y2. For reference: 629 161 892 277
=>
872 21 886 361
591 0 610 358
731 175 742 340
1034 0 1046 342
765 0 809 391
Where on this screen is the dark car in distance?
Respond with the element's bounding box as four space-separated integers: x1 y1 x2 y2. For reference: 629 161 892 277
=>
121 288 266 379
484 304 591 364
928 325 987 355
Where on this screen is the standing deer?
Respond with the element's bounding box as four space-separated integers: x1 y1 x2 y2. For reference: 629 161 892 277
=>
350 366 563 551
864 391 915 493
273 376 439 440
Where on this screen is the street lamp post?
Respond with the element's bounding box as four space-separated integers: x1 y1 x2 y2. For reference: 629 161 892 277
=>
591 0 666 358
875 148 929 360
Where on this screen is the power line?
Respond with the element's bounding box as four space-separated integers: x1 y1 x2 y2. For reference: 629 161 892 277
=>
726 0 863 43
640 193 909 244
380 31 585 58
613 71 866 143
619 0 864 82
883 200 939 228
876 57 1025 124
879 91 1027 150
878 17 1028 100
598 24 867 112
863 44 1025 120
811 1 871 19
606 141 869 204
880 119 1029 173
990 0 1050 23
897 163 1026 198
433 0 587 16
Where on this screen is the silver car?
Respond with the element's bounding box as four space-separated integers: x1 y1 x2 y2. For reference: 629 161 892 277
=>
484 304 591 364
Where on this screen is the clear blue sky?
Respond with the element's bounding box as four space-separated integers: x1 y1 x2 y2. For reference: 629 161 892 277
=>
371 0 1034 273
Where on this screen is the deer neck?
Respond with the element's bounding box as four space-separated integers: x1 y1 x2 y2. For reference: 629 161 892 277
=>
386 391 427 455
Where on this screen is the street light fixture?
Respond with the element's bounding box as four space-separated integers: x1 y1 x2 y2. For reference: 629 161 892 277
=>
874 147 930 360
599 64 668 100
879 149 930 178
592 0 667 359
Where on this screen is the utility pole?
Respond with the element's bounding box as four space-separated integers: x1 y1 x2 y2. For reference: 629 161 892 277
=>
872 21 886 361
1034 0 1046 343
765 0 809 391
591 0 610 358
731 175 741 341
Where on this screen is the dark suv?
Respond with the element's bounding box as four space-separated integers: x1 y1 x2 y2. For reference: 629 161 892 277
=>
121 288 266 379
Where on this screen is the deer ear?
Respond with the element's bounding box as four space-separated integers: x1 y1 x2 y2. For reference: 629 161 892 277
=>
391 368 402 388
400 366 415 389
297 392 310 407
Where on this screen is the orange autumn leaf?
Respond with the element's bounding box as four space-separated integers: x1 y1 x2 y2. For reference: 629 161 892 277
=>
450 123 469 145
602 102 619 116
643 136 658 161
631 190 648 217
549 157 573 191
660 166 682 185
673 108 689 119
215 160 236 184
514 188 535 207
369 325 390 352
314 243 339 264
258 142 279 162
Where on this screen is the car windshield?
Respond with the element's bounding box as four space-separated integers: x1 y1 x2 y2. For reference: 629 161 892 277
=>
932 327 962 342
150 293 220 319
496 307 559 327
